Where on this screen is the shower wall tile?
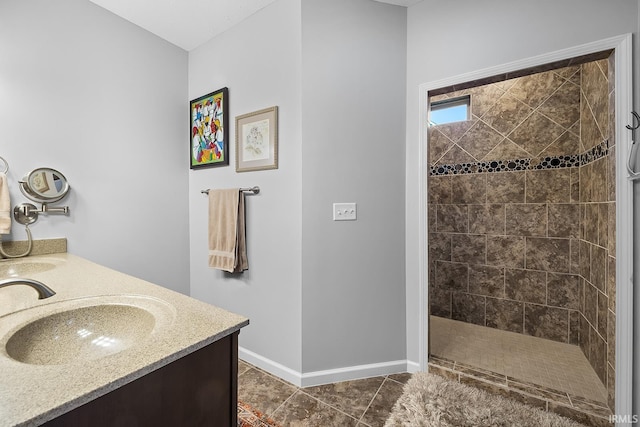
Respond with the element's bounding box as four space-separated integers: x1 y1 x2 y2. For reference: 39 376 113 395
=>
468 265 504 298
428 204 436 232
428 61 615 384
607 135 615 202
524 304 569 343
537 80 581 129
434 117 476 143
428 128 453 165
526 169 571 203
428 175 451 204
591 158 608 203
486 236 525 268
589 327 607 383
435 261 468 292
580 93 603 151
584 283 598 326
469 204 505 235
436 144 475 165
570 166 580 203
487 172 525 203
526 237 570 273
590 245 607 293
607 310 615 370
451 173 486 204
452 293 485 325
457 121 504 160
481 93 532 136
429 287 451 318
607 364 615 412
607 256 615 312
597 291 608 339
569 310 580 345
504 269 546 304
579 163 592 203
509 112 566 157
505 204 547 236
468 83 507 117
582 61 609 142
486 298 524 333
607 203 616 257
584 203 599 244
569 239 580 274
483 139 531 162
579 314 590 356
451 234 485 264
548 204 580 238
507 71 565 109
579 240 591 280
547 273 580 310
597 203 608 248
540 130 580 158
429 233 451 261
436 205 468 233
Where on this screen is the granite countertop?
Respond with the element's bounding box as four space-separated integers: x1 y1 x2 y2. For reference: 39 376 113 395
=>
0 253 249 426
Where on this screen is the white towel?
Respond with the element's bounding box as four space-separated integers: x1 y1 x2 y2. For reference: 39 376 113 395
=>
208 189 248 273
0 173 10 234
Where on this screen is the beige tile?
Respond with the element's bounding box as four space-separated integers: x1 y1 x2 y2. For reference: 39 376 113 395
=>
429 316 608 404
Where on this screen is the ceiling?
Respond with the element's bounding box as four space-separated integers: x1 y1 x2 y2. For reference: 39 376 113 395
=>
88 0 421 51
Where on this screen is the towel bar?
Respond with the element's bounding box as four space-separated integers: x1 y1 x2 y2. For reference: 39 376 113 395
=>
201 186 260 195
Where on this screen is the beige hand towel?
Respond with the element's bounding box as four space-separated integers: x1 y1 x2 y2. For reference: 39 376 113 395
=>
0 173 11 234
208 189 248 273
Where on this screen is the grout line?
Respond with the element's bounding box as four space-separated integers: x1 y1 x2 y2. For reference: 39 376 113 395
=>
296 389 361 424
356 379 387 425
269 389 299 419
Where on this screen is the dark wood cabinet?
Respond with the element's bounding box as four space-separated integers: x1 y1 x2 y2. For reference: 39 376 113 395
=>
44 332 239 426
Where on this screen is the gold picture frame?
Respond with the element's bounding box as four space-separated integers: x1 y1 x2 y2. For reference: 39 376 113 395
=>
235 106 278 172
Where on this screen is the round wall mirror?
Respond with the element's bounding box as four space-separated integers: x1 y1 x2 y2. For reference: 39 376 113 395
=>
19 168 70 203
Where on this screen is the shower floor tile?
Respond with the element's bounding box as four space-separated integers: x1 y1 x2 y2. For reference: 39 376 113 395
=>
430 315 608 405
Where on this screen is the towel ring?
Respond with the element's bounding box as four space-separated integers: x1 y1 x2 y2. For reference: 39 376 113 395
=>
0 156 8 174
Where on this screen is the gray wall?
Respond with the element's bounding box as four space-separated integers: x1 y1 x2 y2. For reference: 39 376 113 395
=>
189 0 407 378
301 0 407 373
406 0 639 412
0 0 190 294
188 0 303 373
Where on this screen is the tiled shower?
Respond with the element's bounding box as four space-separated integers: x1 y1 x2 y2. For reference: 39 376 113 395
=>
427 51 616 419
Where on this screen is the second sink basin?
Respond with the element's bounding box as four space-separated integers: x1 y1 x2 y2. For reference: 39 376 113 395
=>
0 295 175 365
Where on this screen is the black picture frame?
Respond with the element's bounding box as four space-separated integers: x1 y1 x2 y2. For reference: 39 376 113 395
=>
190 87 229 169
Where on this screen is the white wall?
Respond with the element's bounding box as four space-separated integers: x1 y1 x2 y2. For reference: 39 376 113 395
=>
0 0 190 294
188 0 303 373
301 0 407 373
406 0 639 410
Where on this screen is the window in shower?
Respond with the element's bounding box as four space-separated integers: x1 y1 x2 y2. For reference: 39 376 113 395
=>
428 95 470 126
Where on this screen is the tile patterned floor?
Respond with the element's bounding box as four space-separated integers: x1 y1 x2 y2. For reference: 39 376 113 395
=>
430 315 609 404
238 360 410 426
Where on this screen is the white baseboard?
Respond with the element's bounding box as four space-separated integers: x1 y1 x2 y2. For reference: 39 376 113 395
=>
239 346 421 388
238 346 303 386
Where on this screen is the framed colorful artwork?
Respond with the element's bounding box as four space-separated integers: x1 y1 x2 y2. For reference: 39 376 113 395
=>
235 106 278 172
190 87 229 169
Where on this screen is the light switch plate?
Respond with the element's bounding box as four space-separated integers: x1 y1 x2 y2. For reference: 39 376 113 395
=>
333 203 357 221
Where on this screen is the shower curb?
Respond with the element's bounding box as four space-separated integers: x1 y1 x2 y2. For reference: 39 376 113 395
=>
428 356 612 427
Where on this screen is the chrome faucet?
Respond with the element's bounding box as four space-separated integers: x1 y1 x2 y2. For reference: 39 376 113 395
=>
0 278 56 299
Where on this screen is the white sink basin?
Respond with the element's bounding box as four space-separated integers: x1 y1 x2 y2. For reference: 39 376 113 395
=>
0 295 175 365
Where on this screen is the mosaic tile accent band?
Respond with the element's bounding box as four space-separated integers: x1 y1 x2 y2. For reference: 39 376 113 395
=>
429 139 608 176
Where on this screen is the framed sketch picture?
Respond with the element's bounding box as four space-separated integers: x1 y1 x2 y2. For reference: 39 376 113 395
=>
235 106 278 172
190 87 229 169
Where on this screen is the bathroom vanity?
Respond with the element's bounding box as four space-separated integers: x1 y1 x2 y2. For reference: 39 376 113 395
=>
0 251 248 426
